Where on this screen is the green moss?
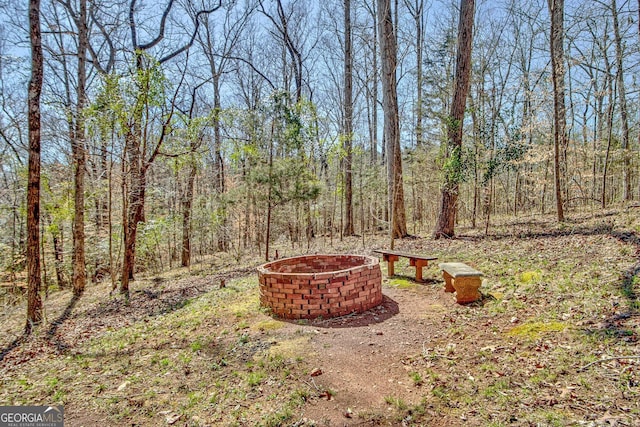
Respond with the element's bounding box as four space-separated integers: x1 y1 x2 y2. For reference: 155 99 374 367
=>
388 278 416 289
518 271 542 284
507 321 567 339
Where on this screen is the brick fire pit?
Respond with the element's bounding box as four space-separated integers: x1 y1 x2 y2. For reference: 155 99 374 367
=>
257 254 383 319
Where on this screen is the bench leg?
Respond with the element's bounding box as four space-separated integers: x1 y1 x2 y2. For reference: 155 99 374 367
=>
452 276 482 304
411 259 429 282
442 271 455 293
383 254 399 277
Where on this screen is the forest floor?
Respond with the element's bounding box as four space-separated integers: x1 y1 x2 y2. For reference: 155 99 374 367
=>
1 207 640 426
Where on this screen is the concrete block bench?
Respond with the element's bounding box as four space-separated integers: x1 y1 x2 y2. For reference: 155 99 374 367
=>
439 262 483 304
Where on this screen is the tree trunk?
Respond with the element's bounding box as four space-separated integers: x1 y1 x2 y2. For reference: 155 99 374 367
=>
72 0 88 296
406 0 425 148
26 0 43 333
44 211 66 289
371 3 379 165
611 0 632 201
212 76 229 252
602 69 615 209
181 156 197 267
120 124 146 298
548 0 566 222
377 0 407 240
434 0 475 239
343 0 354 236
637 0 640 200
265 122 275 261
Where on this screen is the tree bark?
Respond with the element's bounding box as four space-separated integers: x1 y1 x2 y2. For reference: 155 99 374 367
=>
548 0 566 222
212 75 229 252
26 0 44 333
51 224 66 289
343 0 354 236
377 0 407 240
72 0 88 296
434 0 475 239
370 2 379 165
405 0 425 148
181 157 197 267
610 0 631 201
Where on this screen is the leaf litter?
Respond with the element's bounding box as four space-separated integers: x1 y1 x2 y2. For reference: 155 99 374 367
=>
0 208 639 426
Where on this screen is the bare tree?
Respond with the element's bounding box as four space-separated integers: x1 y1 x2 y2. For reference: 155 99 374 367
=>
343 0 355 236
198 3 251 251
72 0 88 296
548 0 566 221
377 0 407 241
433 0 475 239
258 0 305 102
609 0 631 201
26 0 44 333
404 0 427 148
180 85 206 268
119 0 221 298
360 0 379 165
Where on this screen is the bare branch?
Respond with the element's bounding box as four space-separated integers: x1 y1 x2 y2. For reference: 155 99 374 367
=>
158 2 223 64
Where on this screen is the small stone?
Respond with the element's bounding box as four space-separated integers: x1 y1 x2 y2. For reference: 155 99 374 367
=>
166 413 181 425
310 368 323 377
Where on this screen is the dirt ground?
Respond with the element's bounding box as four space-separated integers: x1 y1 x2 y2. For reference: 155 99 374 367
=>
299 285 461 426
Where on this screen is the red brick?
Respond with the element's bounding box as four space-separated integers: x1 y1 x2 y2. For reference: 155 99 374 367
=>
340 284 355 293
310 309 329 316
341 299 355 307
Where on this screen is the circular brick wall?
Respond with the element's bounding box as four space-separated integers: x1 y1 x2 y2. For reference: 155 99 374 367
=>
257 254 382 319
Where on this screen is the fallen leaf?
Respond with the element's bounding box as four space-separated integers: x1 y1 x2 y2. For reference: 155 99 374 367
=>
319 391 332 400
165 413 181 425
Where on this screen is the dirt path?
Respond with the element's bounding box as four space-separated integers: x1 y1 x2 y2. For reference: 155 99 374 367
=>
300 283 461 426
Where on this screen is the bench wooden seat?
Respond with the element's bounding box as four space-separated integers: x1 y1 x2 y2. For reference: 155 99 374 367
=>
439 262 483 304
372 249 437 282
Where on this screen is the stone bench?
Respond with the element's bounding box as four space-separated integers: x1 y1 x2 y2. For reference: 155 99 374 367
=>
372 250 438 282
439 262 483 304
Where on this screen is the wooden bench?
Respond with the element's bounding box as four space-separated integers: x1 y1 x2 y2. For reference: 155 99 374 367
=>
372 250 437 282
439 262 483 304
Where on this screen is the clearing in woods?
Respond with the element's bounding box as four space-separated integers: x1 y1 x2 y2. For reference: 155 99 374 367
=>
1 209 639 426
